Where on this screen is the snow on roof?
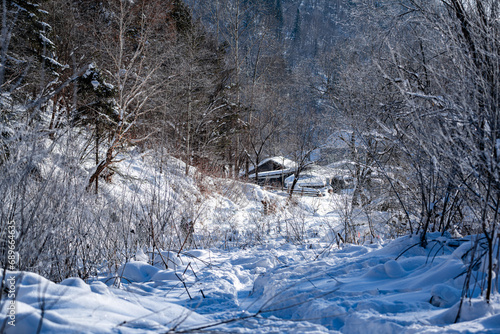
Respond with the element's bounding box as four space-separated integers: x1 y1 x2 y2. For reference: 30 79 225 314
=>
284 166 333 187
285 173 328 187
242 156 297 177
258 156 297 169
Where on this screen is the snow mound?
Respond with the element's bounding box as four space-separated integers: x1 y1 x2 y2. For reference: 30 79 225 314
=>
430 284 461 308
1 270 207 333
384 260 406 278
118 261 161 283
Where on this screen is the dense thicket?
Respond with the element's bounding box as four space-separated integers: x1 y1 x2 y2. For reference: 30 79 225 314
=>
325 0 500 302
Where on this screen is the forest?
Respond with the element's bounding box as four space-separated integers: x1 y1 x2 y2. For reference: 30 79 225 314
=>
0 0 500 332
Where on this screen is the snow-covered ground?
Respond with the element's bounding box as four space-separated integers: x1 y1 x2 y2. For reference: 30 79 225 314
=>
2 154 500 333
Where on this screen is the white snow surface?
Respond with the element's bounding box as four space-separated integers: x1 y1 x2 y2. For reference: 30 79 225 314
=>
244 156 298 177
2 154 500 333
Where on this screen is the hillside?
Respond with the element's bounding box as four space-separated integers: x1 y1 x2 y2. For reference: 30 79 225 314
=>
2 151 500 333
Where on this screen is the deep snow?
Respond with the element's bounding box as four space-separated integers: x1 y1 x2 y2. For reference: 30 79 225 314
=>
2 154 500 333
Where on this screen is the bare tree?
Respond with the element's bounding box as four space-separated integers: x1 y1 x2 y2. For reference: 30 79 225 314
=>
282 104 320 197
84 0 173 191
341 0 500 302
244 25 288 181
404 0 500 303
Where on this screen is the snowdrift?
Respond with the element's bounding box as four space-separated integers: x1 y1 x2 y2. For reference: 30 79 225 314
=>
1 151 500 333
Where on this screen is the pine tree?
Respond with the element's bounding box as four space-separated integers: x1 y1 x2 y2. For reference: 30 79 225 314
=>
171 0 192 36
0 0 62 97
274 0 283 39
291 7 301 43
73 64 118 193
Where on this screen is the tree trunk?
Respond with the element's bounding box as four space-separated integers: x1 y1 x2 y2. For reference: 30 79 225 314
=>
87 146 113 193
94 123 99 194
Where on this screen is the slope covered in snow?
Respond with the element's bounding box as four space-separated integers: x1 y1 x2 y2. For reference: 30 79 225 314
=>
1 153 500 333
3 235 500 333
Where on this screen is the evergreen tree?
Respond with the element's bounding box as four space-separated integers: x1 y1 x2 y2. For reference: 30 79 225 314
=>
171 0 192 36
291 7 301 43
73 64 118 132
0 0 62 98
274 0 283 39
73 64 118 193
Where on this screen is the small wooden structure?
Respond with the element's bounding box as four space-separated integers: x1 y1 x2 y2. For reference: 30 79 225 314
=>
244 156 297 187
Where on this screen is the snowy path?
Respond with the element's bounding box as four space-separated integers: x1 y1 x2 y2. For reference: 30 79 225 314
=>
3 234 500 333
